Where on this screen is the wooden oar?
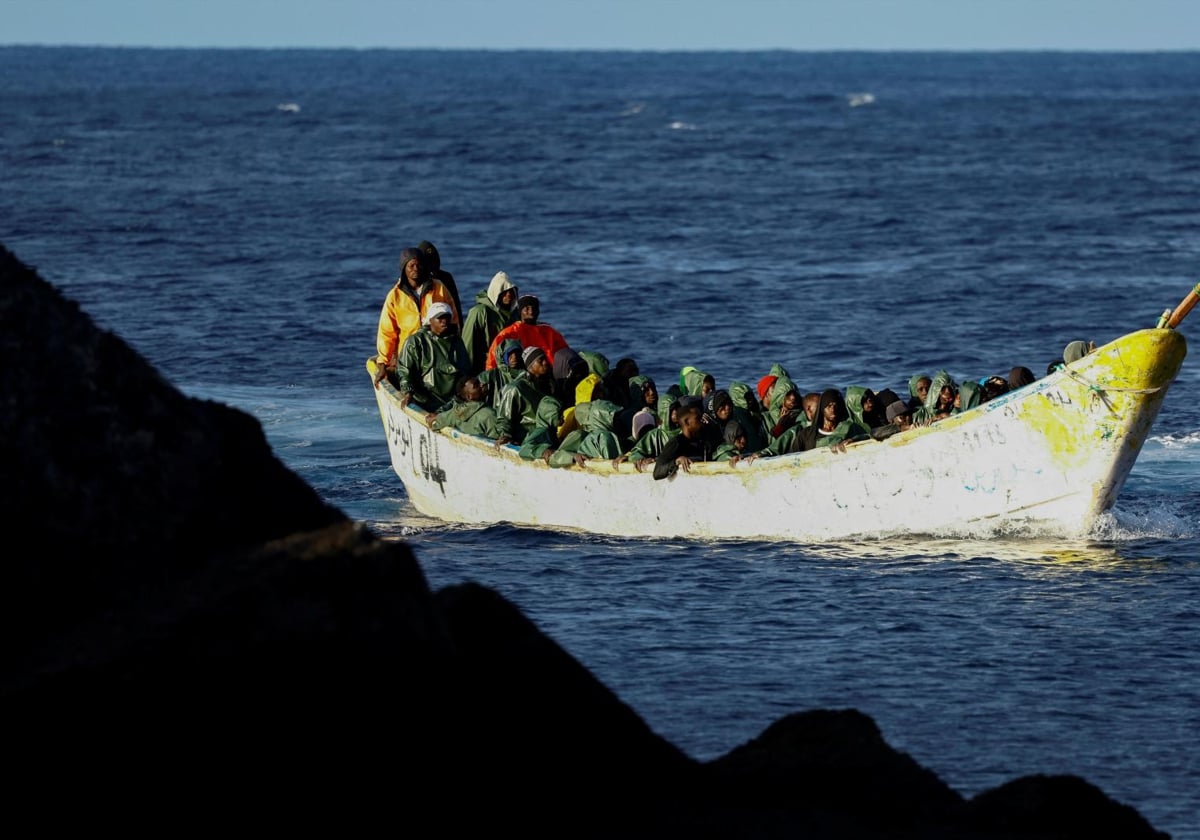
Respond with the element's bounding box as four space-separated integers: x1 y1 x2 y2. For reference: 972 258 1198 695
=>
1159 282 1200 329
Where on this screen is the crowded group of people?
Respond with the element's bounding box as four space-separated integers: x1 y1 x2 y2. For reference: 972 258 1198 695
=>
374 244 1091 480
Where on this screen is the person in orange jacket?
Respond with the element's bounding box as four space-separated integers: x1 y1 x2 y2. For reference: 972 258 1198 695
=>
483 293 569 372
374 247 459 388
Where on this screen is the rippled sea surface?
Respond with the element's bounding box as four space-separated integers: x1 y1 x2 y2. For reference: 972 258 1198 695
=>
4 47 1200 836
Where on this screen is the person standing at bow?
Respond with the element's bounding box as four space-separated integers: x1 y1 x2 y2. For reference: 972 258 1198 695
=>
394 302 470 411
374 247 459 388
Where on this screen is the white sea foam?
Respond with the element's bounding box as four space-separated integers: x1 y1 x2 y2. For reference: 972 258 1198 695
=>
668 120 697 130
847 92 875 107
276 102 301 113
621 102 645 116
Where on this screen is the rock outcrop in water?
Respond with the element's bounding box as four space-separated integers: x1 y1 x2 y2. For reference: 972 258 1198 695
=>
0 244 1167 837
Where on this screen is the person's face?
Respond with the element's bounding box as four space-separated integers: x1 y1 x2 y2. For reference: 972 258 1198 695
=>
702 379 715 397
734 433 747 451
804 399 818 422
428 312 452 335
499 288 517 308
528 356 550 377
462 378 484 402
643 385 658 407
938 385 954 409
404 258 422 285
954 392 962 410
520 303 538 323
716 403 732 421
862 394 876 414
506 350 522 368
680 412 703 438
822 401 839 427
783 391 798 411
916 378 931 402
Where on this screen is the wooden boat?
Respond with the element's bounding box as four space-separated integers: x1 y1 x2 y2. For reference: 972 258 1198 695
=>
368 291 1195 541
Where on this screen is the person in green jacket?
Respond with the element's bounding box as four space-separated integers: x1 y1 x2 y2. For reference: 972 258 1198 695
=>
494 346 555 447
460 270 519 375
798 388 870 450
518 396 566 464
713 419 750 463
727 380 769 453
614 394 681 471
395 301 471 412
553 399 622 467
425 376 500 438
912 370 957 426
845 385 887 431
478 337 523 412
679 365 715 398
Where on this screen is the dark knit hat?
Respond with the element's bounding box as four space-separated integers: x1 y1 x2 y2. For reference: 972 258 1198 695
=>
517 293 540 310
522 346 547 367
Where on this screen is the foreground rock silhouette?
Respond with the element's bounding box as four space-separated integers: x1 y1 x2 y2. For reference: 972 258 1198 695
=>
0 244 1167 837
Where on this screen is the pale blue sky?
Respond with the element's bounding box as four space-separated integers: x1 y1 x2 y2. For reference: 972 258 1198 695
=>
3 0 1198 50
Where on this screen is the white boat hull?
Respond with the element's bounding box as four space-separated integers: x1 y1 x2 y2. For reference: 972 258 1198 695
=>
370 329 1186 541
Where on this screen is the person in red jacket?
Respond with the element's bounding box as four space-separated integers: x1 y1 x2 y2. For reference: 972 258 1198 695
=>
483 293 569 371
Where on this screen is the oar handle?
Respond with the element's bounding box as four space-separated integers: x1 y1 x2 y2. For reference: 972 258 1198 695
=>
1164 282 1200 329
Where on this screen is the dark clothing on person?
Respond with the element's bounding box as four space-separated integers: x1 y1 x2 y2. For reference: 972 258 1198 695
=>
552 347 591 408
417 241 463 328
1009 366 1036 390
796 388 870 451
652 427 717 480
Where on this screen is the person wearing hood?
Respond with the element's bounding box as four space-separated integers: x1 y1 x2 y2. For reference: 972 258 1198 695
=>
614 393 679 471
425 376 500 438
954 380 982 414
1009 365 1037 391
518 396 567 464
551 399 622 468
846 386 887 430
615 374 659 445
556 370 605 441
374 247 460 388
795 388 870 451
394 302 471 411
494 346 556 447
417 240 464 323
679 365 715 399
727 380 770 453
764 378 804 441
713 419 750 464
552 347 592 408
461 270 519 375
1063 339 1096 365
577 350 610 380
478 337 524 411
600 357 639 409
912 370 957 426
906 373 932 413
484 293 570 371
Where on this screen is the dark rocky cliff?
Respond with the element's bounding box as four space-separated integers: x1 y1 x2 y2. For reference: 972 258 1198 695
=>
0 244 1167 837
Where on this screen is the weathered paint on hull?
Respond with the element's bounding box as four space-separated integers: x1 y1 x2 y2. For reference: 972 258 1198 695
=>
369 328 1186 541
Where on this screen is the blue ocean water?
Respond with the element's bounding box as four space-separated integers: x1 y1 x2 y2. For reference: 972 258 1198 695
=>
4 47 1200 835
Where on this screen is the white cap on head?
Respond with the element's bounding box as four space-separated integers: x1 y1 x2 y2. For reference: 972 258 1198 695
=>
424 302 453 325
